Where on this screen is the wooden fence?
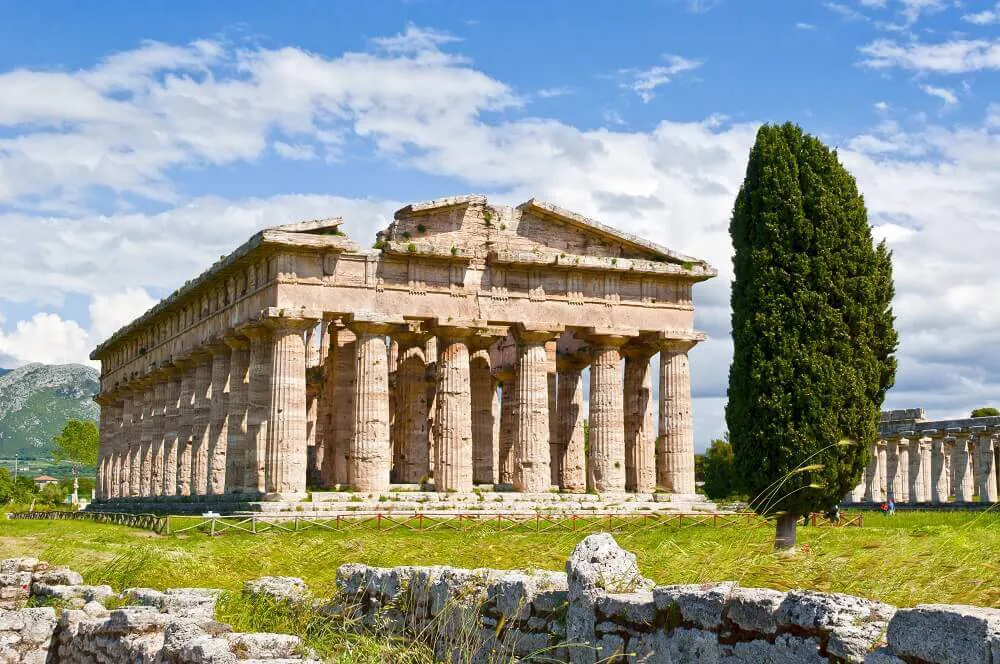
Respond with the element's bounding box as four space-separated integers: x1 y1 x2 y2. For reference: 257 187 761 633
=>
7 509 862 536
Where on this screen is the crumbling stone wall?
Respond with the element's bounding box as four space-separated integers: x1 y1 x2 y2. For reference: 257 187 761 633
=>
0 557 318 663
336 533 1000 664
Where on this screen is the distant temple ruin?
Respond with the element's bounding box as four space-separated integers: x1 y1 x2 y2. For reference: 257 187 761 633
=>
90 195 715 505
847 408 999 504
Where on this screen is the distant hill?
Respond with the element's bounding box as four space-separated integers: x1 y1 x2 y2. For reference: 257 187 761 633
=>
0 364 100 458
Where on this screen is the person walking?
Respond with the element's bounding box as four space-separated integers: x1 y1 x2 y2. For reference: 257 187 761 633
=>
888 498 895 516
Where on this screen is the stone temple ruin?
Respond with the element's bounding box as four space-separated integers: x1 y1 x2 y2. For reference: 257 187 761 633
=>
90 195 715 509
846 408 1000 505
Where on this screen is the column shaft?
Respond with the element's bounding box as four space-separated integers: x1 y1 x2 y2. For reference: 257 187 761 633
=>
864 445 880 502
330 326 357 487
513 328 558 492
979 437 997 503
176 363 197 496
658 342 696 494
908 439 925 503
397 341 430 484
953 438 974 502
244 328 273 495
895 441 910 503
350 322 393 491
931 438 949 504
190 355 213 496
264 320 311 499
557 361 586 493
885 442 899 503
589 344 626 493
149 379 167 496
435 333 474 492
224 339 251 494
207 346 232 495
546 341 560 487
118 396 133 498
496 371 516 486
623 349 656 494
471 348 497 485
139 385 154 497
162 371 182 497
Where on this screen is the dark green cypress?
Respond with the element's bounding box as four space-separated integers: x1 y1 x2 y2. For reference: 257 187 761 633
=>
726 123 897 550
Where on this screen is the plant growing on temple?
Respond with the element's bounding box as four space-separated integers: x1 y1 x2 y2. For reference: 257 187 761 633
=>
971 407 1000 417
726 123 898 551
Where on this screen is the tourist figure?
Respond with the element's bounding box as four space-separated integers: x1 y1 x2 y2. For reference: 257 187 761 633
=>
888 499 895 516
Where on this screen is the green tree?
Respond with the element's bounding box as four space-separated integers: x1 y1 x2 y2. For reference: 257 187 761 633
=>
0 468 13 503
12 475 36 503
52 419 99 467
727 123 898 551
38 482 66 506
702 438 738 500
971 407 1000 418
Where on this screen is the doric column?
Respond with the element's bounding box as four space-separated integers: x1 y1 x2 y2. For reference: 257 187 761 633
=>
979 431 998 503
161 365 183 497
894 437 910 503
930 433 949 504
658 336 701 495
425 336 438 476
952 433 974 502
207 342 232 496
395 324 431 484
175 357 197 497
907 435 924 503
121 390 138 497
306 380 321 486
884 439 900 503
347 314 402 491
241 324 273 496
921 435 933 501
512 324 563 492
470 328 504 486
138 381 155 497
95 395 111 500
223 334 251 494
389 338 400 481
546 340 560 487
328 323 357 487
149 375 168 497
495 368 516 486
556 352 588 493
623 343 657 494
261 316 315 500
587 328 631 494
877 441 887 500
863 442 881 502
189 350 213 496
433 323 475 492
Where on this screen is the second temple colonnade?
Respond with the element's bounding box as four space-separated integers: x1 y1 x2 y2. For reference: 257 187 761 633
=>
848 409 1000 505
90 196 716 502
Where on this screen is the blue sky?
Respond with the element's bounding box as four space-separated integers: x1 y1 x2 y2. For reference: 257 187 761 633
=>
1 0 999 451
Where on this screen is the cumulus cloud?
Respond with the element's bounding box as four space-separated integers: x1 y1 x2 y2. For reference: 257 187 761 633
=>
963 2 1000 25
618 55 703 103
0 313 91 367
859 37 1000 72
921 84 959 105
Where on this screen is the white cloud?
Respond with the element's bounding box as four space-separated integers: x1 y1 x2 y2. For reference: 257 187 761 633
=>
619 55 703 103
859 37 1000 72
825 2 869 20
87 289 159 344
536 87 575 99
796 22 818 30
921 84 959 104
273 142 318 160
874 101 891 112
963 2 1000 24
0 313 91 367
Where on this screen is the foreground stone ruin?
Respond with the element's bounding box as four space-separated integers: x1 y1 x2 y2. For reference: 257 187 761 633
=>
4 538 1000 663
847 408 1000 505
90 195 717 510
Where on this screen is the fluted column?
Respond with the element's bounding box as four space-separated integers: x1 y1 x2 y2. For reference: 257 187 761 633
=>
95 396 111 500
425 336 438 476
658 337 699 495
894 438 909 503
306 381 320 487
930 434 949 504
885 440 900 503
347 315 400 491
863 443 880 502
495 368 516 486
907 436 924 503
138 382 154 497
546 340 560 486
149 376 167 497
395 326 431 484
389 338 400 481
952 434 974 502
242 325 272 496
263 316 314 500
207 343 232 496
556 353 588 493
161 365 182 497
470 329 503 486
623 344 657 494
512 324 563 492
118 392 132 497
175 358 197 497
189 351 213 496
434 324 474 492
223 335 251 494
980 433 998 503
588 329 630 493
329 323 357 487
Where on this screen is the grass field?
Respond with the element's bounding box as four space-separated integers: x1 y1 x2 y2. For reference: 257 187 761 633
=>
3 510 999 608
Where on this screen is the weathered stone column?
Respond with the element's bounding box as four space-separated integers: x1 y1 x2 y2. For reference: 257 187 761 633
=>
263 316 315 500
513 324 563 492
894 438 910 503
149 375 168 497
138 381 155 497
189 351 213 497
161 365 183 497
587 329 630 494
102 399 117 499
329 323 357 487
306 380 320 486
921 435 933 502
907 435 924 504
241 324 272 497
885 440 900 503
546 340 560 487
658 337 700 495
95 396 111 500
425 336 438 476
470 329 504 486
395 324 431 484
623 343 657 494
979 433 998 503
389 338 400 481
556 353 588 493
348 314 401 491
122 390 138 498
877 441 887 500
930 434 949 504
434 323 475 492
952 434 974 502
223 335 250 494
863 443 881 503
495 368 516 486
175 357 197 497
207 342 232 496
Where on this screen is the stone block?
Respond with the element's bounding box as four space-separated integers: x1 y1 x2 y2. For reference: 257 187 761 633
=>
33 567 83 586
863 647 907 664
334 563 371 599
567 533 653 595
654 582 735 631
243 577 308 604
887 604 1000 664
224 632 301 659
777 590 894 632
725 586 784 635
631 627 721 664
0 559 40 574
595 591 656 626
828 622 889 663
724 634 825 664
487 570 565 621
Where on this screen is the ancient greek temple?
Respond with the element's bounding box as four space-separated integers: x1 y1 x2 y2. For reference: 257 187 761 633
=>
90 195 715 505
847 409 1000 505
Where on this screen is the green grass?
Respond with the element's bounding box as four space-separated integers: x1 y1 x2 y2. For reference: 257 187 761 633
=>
3 510 999 608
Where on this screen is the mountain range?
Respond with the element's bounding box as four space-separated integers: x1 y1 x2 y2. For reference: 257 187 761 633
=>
0 363 100 458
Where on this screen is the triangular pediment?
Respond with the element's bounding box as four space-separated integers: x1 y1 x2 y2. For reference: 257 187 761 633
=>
270 217 344 235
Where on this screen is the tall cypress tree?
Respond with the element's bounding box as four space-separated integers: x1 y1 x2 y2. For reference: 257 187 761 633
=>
727 123 897 550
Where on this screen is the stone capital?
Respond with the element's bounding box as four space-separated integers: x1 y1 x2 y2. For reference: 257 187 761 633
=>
586 326 637 348
493 367 515 383
263 315 318 334
205 339 232 356
556 351 591 373
222 332 250 351
513 322 564 346
189 349 213 364
347 312 405 336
